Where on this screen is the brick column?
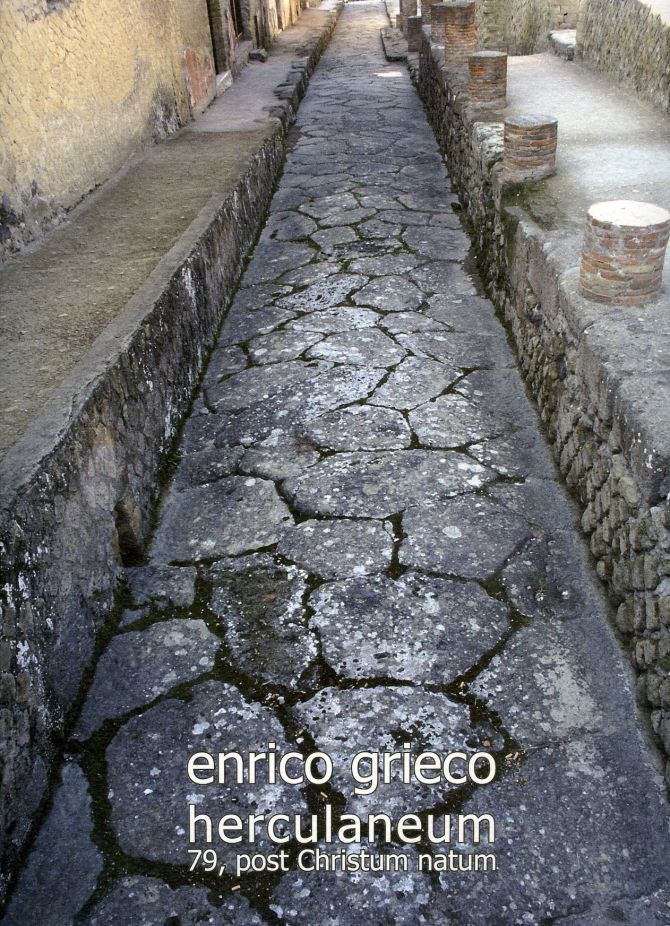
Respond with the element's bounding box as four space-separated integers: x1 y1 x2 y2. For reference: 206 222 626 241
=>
431 1 476 64
580 201 670 305
399 0 417 34
407 15 423 51
468 50 507 105
503 114 558 180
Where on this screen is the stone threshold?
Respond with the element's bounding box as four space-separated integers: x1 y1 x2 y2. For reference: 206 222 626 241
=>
0 0 342 899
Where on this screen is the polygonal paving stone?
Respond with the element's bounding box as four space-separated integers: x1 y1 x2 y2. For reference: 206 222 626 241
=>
400 495 530 578
435 738 670 924
302 405 411 451
233 282 292 312
75 620 219 738
376 209 437 226
352 276 424 313
424 293 498 332
306 329 405 366
468 429 555 480
204 345 248 381
292 686 483 816
310 574 510 683
358 218 403 239
127 565 197 610
266 210 318 241
454 369 539 430
380 311 449 335
320 206 377 227
403 226 469 262
242 241 315 285
218 305 297 347
151 477 292 561
173 445 245 489
107 681 307 867
369 357 460 410
488 478 574 532
209 555 316 689
248 328 324 365
286 306 380 334
397 189 456 212
207 360 327 412
348 253 421 276
470 621 604 747
408 394 504 448
239 429 320 480
81 876 266 926
277 274 367 312
284 450 494 518
271 844 446 926
279 261 340 287
299 192 359 219
409 261 477 295
277 519 394 578
397 331 510 369
1 764 102 926
311 226 358 250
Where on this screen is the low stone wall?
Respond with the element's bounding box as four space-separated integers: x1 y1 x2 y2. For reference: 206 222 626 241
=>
475 0 580 53
0 5 340 897
577 0 670 114
413 35 670 785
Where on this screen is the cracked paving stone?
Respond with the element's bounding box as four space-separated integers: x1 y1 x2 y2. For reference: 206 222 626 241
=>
352 275 424 312
454 369 539 429
409 261 477 295
348 252 421 276
241 240 315 285
409 393 505 448
265 210 318 240
470 621 606 746
358 218 403 239
107 681 306 867
126 564 197 610
277 519 393 578
80 876 266 926
207 360 329 412
397 331 511 369
233 282 292 311
403 226 469 262
380 311 449 335
401 494 530 578
248 328 324 364
284 450 494 518
468 429 555 480
299 191 359 219
435 738 670 924
218 305 296 347
279 261 341 288
271 845 445 926
557 890 670 926
331 238 401 260
293 687 491 815
286 305 380 334
369 357 461 410
151 477 292 561
319 206 377 227
1 764 102 926
376 210 440 227
75 620 219 739
173 445 245 489
209 555 316 689
276 273 366 312
311 226 358 250
306 329 405 366
239 429 320 480
203 344 248 381
424 293 498 332
301 404 411 451
489 478 575 532
310 574 509 683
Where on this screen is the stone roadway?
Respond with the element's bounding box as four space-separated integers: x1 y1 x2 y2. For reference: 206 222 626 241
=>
4 3 670 925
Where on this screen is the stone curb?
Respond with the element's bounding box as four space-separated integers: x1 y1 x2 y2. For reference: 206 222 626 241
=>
0 0 342 899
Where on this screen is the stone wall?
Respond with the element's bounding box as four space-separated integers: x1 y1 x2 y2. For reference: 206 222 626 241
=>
0 7 340 897
475 0 581 52
577 0 670 114
413 35 670 785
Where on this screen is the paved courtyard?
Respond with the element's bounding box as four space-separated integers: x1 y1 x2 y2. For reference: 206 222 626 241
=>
3 3 670 924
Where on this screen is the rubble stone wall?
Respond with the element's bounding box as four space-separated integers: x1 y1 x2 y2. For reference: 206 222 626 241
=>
414 34 670 785
475 0 581 53
577 0 670 114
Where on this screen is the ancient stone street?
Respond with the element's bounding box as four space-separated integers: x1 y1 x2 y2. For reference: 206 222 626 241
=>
3 3 670 924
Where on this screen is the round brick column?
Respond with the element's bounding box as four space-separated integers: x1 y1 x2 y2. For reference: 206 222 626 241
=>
431 1 476 64
407 15 423 52
468 50 507 105
399 0 418 34
580 201 670 305
503 114 558 180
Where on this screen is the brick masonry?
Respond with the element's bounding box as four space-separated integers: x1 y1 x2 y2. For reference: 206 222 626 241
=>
468 49 507 105
580 201 670 306
412 29 670 787
503 114 558 181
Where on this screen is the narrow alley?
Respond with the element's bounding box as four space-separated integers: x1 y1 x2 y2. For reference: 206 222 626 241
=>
3 3 670 924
